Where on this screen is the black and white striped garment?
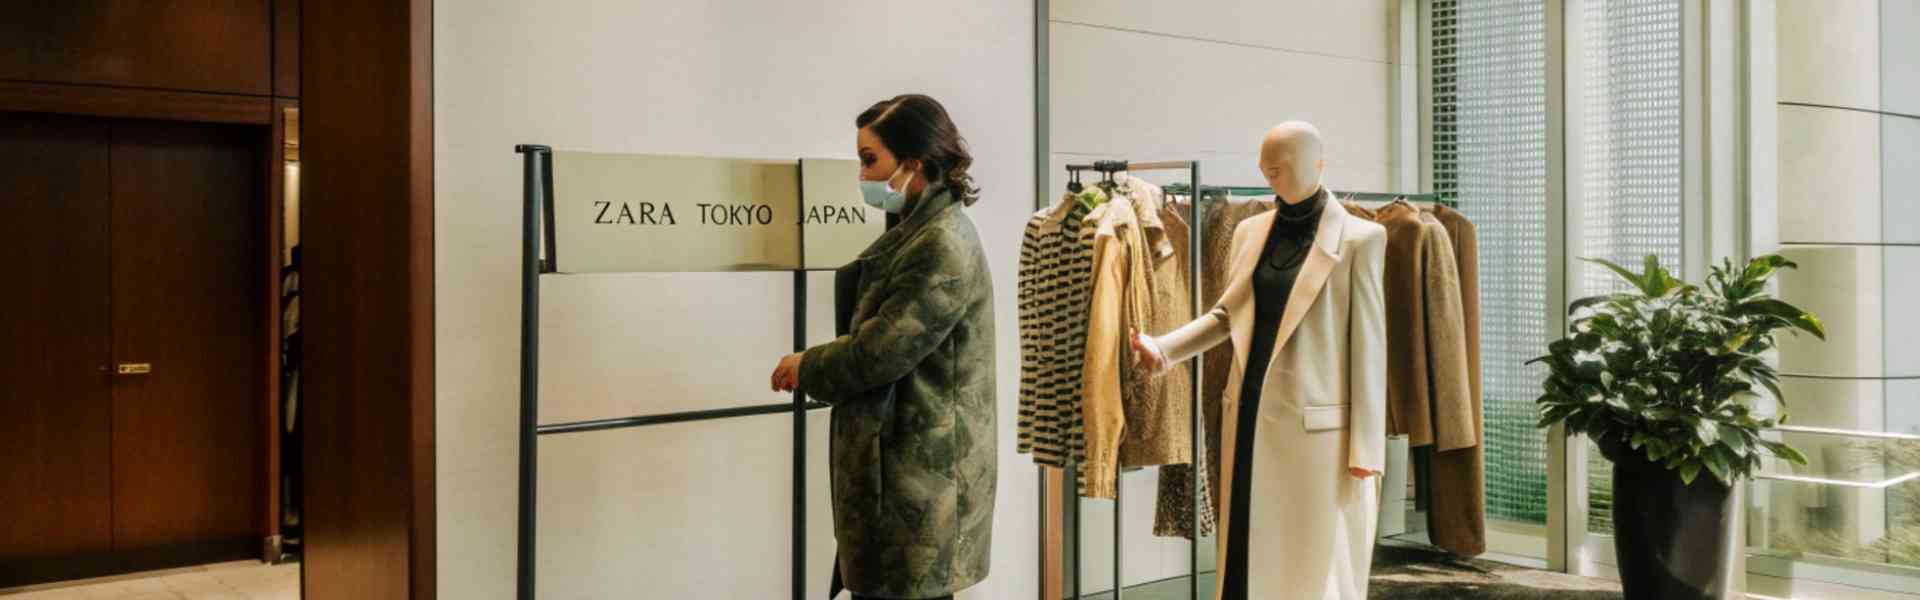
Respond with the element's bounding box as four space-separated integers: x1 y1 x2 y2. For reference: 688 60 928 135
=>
1016 209 1051 455
1016 197 1095 469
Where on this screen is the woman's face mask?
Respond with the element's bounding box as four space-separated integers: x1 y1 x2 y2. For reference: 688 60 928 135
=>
860 165 914 214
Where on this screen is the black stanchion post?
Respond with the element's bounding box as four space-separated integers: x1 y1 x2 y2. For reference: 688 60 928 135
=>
793 164 809 600
512 144 550 600
1189 162 1203 600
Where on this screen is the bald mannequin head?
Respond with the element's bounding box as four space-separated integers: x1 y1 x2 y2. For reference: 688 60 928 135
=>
1259 121 1325 204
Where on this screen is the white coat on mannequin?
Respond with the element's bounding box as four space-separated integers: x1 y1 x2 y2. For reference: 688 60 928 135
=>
1147 187 1388 600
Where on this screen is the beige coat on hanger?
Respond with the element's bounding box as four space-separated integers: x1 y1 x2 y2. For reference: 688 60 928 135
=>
1152 200 1388 600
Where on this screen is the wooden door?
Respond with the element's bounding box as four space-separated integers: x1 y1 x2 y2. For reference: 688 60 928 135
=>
108 120 264 554
0 112 116 564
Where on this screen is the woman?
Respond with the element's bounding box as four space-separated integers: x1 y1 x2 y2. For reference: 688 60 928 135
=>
770 94 997 600
1131 122 1387 599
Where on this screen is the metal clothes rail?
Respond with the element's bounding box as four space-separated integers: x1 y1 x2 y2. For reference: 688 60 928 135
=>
1161 181 1452 207
1045 159 1205 600
1046 160 1441 600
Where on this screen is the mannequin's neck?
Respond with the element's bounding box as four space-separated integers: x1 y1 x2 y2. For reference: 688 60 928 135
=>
1278 184 1321 205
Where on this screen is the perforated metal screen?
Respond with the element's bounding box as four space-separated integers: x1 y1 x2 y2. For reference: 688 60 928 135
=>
1435 0 1554 526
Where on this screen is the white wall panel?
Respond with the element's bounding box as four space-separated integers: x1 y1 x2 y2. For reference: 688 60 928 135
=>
1778 105 1882 244
1777 246 1885 378
1890 380 1920 437
1777 0 1881 110
1883 0 1920 116
1882 246 1920 377
1885 115 1920 244
1051 0 1396 65
1049 22 1393 184
435 1 1039 598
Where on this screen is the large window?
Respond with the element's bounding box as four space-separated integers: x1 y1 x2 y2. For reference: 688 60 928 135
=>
1572 0 1685 537
1434 0 1685 557
1434 0 1552 535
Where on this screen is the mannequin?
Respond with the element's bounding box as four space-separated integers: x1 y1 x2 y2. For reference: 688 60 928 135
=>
1133 122 1387 600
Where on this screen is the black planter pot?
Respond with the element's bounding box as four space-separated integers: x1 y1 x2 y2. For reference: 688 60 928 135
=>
1596 435 1738 599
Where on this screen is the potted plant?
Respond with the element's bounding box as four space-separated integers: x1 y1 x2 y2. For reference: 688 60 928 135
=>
1531 255 1824 599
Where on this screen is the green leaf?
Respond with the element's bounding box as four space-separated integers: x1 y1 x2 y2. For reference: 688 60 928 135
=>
1695 419 1720 446
1569 294 1614 317
1741 254 1798 286
1757 375 1785 405
1678 459 1703 485
1735 298 1827 340
1768 442 1809 466
1704 450 1731 483
1721 332 1754 354
1719 424 1748 456
1711 444 1745 478
1582 257 1651 295
1643 255 1668 293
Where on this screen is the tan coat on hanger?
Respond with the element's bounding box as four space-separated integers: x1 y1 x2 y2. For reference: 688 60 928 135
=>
1152 201 1388 600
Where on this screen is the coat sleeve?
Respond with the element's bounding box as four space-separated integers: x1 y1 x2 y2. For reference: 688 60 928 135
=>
1154 307 1230 368
1421 223 1479 451
1080 230 1128 499
1347 226 1389 473
798 232 969 402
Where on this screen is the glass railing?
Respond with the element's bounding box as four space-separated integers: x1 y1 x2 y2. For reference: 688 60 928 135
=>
1746 426 1920 593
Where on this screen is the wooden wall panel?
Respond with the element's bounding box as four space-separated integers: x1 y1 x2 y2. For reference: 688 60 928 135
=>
275 0 300 97
1 0 273 96
0 81 273 125
300 0 434 597
0 112 115 565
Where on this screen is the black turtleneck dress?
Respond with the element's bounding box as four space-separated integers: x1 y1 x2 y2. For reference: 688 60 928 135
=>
1219 188 1324 600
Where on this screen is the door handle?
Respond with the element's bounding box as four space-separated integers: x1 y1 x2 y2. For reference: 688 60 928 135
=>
116 363 153 376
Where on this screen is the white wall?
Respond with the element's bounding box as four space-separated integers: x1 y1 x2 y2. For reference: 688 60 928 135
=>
434 2 1037 598
1049 0 1399 197
1045 0 1400 591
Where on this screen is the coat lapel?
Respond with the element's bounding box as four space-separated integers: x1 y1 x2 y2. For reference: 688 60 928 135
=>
1220 212 1268 379
1218 190 1350 376
1269 200 1347 359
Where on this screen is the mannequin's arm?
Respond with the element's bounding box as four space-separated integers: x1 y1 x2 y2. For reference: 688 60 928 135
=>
1146 308 1230 371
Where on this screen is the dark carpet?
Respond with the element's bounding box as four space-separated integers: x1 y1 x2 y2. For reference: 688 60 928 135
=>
1079 545 1622 599
1370 545 1622 599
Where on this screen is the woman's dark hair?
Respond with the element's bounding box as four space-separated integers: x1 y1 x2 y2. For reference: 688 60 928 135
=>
856 94 980 205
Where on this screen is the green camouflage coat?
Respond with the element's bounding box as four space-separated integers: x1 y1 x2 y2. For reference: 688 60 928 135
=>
799 185 997 599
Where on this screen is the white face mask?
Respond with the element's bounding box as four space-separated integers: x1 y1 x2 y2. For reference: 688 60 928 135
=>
860 165 914 214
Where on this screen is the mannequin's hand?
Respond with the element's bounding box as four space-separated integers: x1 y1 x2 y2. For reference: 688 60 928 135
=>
1349 467 1380 479
1129 328 1167 374
771 352 803 393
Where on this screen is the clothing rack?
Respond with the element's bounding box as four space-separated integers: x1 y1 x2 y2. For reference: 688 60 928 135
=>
1044 159 1204 600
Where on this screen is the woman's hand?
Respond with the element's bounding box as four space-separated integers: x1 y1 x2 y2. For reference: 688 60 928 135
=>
1129 328 1168 374
1349 467 1380 479
771 352 804 393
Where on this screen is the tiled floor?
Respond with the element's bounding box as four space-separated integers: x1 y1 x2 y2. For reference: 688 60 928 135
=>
0 561 298 600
